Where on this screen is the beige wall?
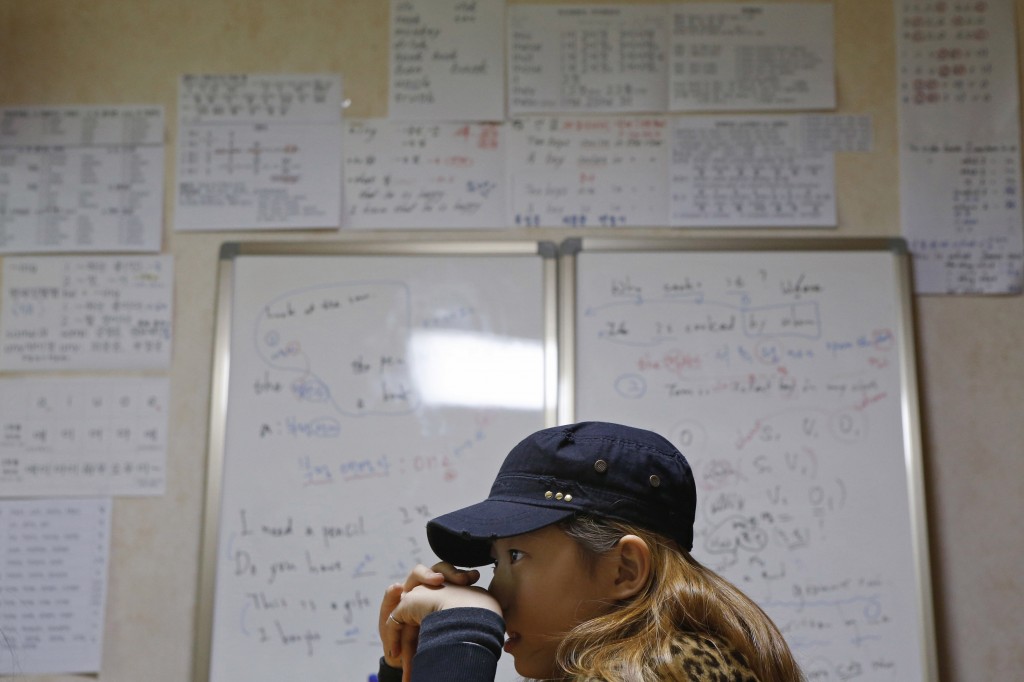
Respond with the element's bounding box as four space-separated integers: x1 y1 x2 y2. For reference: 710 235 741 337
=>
0 1 1021 680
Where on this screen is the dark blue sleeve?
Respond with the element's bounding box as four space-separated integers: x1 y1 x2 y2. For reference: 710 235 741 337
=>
410 607 505 681
377 657 403 682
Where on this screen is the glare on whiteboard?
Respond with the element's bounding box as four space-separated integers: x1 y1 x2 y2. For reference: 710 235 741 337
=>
409 330 544 410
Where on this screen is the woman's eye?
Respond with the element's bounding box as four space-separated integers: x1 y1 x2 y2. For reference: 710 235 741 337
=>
491 548 525 568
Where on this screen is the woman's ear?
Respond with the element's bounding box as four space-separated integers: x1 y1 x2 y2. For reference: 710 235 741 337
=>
608 534 651 600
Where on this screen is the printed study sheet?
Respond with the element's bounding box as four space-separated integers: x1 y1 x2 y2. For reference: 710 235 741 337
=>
670 115 837 227
0 497 111 675
174 73 343 231
507 4 670 115
897 0 1023 294
670 3 836 112
0 376 169 497
0 105 164 253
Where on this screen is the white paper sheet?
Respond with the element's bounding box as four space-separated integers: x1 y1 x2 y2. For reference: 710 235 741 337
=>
507 4 670 115
343 120 505 228
0 377 168 496
670 115 836 227
174 74 343 231
389 0 505 121
897 0 1024 294
506 116 670 227
0 255 173 371
799 114 873 154
0 497 111 675
0 106 164 254
670 3 835 112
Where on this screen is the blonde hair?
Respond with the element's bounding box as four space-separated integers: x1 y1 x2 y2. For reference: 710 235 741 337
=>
554 516 804 682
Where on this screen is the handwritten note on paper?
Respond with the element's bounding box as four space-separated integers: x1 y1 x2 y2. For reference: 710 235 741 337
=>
897 0 1024 294
508 4 670 115
343 120 504 228
506 116 670 228
0 497 110 675
670 3 835 112
0 106 164 254
390 0 505 121
174 74 343 231
0 255 173 371
0 377 168 496
670 115 836 227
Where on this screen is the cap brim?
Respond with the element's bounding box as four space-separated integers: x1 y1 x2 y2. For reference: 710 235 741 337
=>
426 499 575 567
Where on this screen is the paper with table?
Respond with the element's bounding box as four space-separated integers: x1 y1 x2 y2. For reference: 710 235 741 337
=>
0 105 164 254
507 4 670 115
0 376 169 496
502 113 849 229
0 497 111 675
897 0 1024 294
506 3 834 115
670 2 835 111
174 74 343 231
671 115 838 227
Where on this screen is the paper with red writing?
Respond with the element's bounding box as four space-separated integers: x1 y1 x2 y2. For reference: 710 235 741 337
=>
896 0 1023 294
343 120 505 228
505 115 670 228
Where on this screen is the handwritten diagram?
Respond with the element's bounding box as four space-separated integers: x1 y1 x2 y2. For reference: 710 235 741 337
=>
206 253 547 682
252 280 418 418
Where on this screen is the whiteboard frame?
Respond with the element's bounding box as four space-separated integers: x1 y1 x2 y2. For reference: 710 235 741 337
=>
192 239 560 682
558 236 938 682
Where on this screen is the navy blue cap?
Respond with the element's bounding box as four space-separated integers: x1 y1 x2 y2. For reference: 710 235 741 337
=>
426 421 697 567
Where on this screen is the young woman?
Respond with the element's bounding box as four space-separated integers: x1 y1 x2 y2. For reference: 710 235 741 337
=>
377 421 805 682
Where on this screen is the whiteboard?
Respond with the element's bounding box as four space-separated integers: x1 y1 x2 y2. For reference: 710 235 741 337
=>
195 241 557 682
564 238 937 682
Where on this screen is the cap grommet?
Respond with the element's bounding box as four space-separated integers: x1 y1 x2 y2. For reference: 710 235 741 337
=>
594 459 608 473
545 491 553 499
649 474 661 487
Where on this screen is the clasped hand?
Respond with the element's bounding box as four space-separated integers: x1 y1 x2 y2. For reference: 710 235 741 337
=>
378 562 502 682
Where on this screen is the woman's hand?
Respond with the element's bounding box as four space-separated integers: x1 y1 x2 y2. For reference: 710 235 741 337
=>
379 581 410 670
378 563 501 681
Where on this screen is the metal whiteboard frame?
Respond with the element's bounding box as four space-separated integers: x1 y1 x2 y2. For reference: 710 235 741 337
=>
192 239 560 682
557 236 938 682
